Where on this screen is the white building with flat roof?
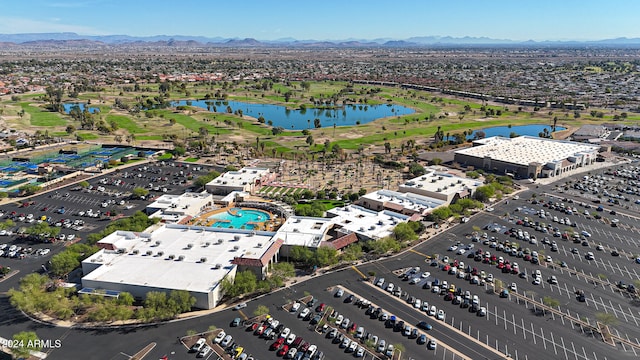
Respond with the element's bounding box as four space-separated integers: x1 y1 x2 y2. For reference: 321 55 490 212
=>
205 167 275 195
145 192 213 223
398 169 482 203
326 205 411 241
356 189 445 216
81 224 280 309
454 136 601 179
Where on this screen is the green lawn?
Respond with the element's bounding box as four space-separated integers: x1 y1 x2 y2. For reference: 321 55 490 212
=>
135 135 164 141
184 157 199 162
76 132 99 140
20 103 67 127
158 153 173 160
107 114 148 134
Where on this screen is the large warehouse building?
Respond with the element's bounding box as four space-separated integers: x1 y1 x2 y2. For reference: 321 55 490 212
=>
81 225 280 309
454 136 601 179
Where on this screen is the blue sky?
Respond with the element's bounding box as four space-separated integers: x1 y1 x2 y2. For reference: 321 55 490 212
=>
0 0 639 41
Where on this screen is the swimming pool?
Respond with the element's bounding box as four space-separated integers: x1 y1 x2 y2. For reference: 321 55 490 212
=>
209 208 271 229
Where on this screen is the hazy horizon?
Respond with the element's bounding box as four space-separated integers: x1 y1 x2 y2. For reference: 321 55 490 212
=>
1 0 639 42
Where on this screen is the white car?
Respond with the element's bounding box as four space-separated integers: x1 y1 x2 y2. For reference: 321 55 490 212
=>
428 305 437 316
280 327 290 338
291 302 301 312
67 234 75 241
421 272 431 278
409 277 421 285
213 330 226 344
510 283 517 292
335 314 344 326
298 308 310 319
285 333 296 345
448 245 458 251
436 310 445 320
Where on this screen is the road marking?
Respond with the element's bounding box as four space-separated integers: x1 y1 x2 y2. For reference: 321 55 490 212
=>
408 248 431 258
237 309 248 320
350 265 368 280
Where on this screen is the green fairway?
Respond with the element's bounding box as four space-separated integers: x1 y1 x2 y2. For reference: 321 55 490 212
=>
107 114 148 134
20 103 67 127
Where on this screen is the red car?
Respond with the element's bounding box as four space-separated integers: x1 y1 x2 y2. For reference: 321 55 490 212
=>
270 338 285 350
348 322 357 332
442 264 451 272
277 345 289 356
247 323 259 332
255 324 266 336
316 303 326 312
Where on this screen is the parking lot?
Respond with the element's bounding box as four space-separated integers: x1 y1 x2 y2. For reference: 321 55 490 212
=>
0 161 216 290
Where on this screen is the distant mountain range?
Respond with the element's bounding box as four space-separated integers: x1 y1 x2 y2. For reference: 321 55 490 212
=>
1 32 640 47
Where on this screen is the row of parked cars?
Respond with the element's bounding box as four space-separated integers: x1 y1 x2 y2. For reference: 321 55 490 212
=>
267 299 324 360
341 287 440 355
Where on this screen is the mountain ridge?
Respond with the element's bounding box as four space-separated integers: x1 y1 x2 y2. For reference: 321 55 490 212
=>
0 33 640 47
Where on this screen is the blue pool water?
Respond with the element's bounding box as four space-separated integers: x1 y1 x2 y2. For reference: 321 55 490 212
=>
210 208 271 229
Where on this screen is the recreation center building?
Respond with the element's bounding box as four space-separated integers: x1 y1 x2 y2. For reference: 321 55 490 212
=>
454 136 601 179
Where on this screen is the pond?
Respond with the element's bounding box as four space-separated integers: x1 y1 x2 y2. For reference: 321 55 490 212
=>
447 124 566 141
172 99 414 130
63 103 100 114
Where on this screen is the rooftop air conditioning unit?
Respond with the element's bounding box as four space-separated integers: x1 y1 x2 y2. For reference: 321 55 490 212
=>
132 249 139 254
233 245 240 251
234 235 241 241
168 254 175 260
214 263 222 269
218 238 224 244
117 248 125 254
177 255 185 261
200 257 207 263
187 243 193 249
204 242 211 247
155 240 161 246
437 188 442 192
359 227 365 231
458 179 463 184
293 228 299 232
146 250 153 256
257 243 263 247
157 251 164 256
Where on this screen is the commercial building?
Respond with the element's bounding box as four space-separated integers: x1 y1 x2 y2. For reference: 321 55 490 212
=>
326 205 411 241
356 189 445 216
81 225 280 309
398 168 482 204
145 192 213 223
205 167 275 195
454 136 601 179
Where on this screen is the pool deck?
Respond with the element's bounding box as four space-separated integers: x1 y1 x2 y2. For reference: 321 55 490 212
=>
189 206 276 231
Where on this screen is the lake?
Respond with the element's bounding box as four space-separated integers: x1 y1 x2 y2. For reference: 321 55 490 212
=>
172 99 414 130
447 124 566 140
63 103 100 114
